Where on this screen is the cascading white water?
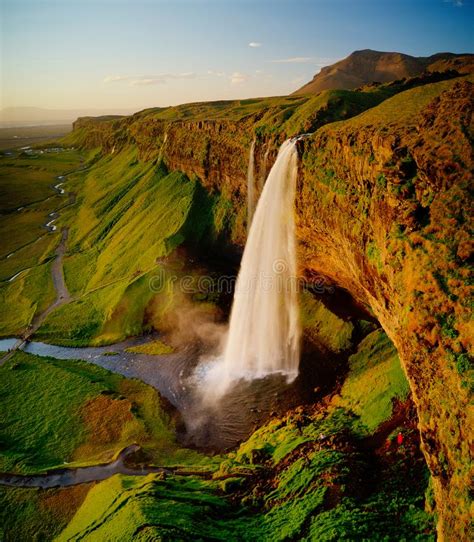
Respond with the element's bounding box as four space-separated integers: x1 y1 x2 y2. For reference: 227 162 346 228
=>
204 139 301 398
261 143 271 189
247 138 256 231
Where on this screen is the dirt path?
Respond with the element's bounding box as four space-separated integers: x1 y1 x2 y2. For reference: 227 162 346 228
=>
0 165 83 366
0 227 72 366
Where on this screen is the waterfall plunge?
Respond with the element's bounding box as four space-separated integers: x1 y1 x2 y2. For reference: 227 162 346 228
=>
247 138 256 231
204 139 301 398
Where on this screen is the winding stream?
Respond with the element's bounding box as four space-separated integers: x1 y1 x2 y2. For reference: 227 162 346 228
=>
0 333 316 459
0 445 165 489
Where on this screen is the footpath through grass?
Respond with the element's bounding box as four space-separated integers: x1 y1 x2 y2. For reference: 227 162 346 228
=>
0 148 84 337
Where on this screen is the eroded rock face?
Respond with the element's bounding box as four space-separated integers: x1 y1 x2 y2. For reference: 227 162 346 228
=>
297 80 473 540
69 78 472 538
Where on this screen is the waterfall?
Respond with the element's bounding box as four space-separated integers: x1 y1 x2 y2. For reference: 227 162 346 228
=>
247 138 256 231
261 143 271 190
204 139 301 397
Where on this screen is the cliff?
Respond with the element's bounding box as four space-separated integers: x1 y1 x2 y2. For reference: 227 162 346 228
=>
297 78 473 539
64 73 473 539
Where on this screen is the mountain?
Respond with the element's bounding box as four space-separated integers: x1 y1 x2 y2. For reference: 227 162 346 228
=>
0 106 134 127
293 49 474 94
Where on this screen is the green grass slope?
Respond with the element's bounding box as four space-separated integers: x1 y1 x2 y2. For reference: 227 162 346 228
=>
0 351 203 474
0 148 83 336
0 350 208 541
34 148 224 345
335 329 410 433
55 330 433 542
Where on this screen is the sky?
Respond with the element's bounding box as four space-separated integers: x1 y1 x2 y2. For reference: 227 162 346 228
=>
1 0 473 113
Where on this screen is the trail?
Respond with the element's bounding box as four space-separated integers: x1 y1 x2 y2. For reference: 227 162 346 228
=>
0 164 83 366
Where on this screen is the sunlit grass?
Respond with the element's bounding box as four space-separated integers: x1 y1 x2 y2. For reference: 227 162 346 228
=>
334 329 410 433
0 351 204 474
0 149 82 212
0 261 55 336
125 339 173 355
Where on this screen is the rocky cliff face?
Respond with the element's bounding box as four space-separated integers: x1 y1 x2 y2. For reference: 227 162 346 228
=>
297 79 473 540
293 48 474 95
67 76 472 539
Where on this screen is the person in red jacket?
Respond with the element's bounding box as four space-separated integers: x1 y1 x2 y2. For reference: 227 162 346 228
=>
397 432 404 446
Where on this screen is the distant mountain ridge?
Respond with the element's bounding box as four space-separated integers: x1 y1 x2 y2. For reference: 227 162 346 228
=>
293 49 474 94
0 107 134 128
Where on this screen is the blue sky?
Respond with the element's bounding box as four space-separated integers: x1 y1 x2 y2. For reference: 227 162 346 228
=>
1 0 473 111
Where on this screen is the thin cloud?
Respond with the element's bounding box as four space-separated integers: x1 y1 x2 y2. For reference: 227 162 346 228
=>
103 73 196 86
248 42 262 48
444 0 464 6
207 70 226 77
103 75 131 83
130 79 165 86
230 72 249 84
270 57 313 64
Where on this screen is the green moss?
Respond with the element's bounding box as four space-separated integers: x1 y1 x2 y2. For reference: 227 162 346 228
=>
376 173 387 189
340 76 471 128
455 353 470 373
366 241 383 271
0 486 74 542
0 351 204 473
300 290 354 353
125 340 173 355
55 474 233 542
436 313 459 339
55 396 433 542
0 261 56 337
305 495 434 542
335 329 410 433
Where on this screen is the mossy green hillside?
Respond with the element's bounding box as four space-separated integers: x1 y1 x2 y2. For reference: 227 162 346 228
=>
34 148 230 345
0 484 92 542
300 290 354 353
334 329 410 433
0 351 204 474
0 349 210 542
0 261 56 337
55 330 432 541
